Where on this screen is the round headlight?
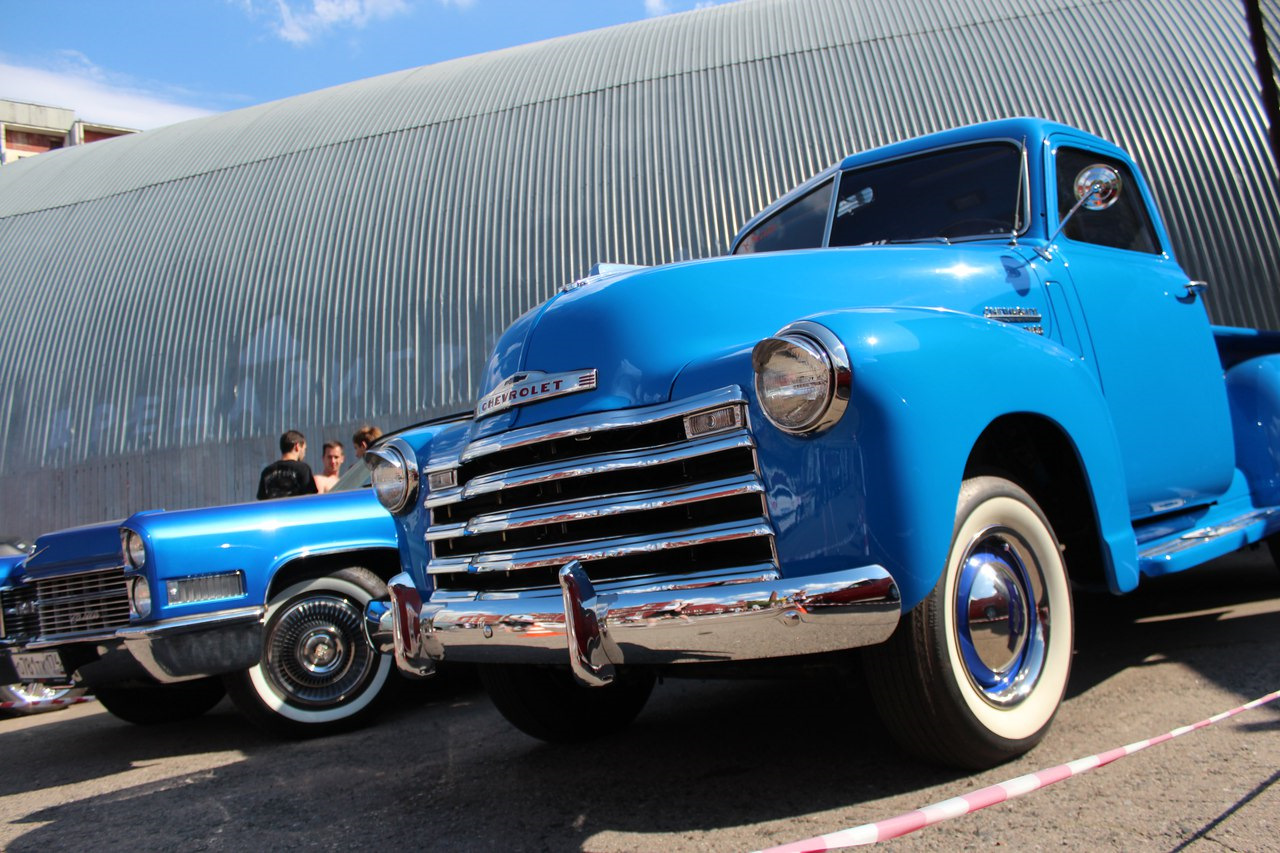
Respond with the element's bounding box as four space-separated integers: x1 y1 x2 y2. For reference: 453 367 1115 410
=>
130 576 152 619
367 444 419 513
752 323 850 434
122 529 146 569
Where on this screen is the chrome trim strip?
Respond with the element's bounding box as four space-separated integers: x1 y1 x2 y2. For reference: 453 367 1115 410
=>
429 430 756 509
1138 508 1280 559
427 519 774 575
116 606 265 639
426 474 764 541
20 605 266 650
398 564 901 670
458 386 746 464
429 564 782 601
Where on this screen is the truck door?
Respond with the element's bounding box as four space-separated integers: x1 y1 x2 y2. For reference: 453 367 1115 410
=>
1048 141 1235 518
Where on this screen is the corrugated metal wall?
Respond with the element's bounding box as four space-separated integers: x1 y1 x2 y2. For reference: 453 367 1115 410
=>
0 0 1278 534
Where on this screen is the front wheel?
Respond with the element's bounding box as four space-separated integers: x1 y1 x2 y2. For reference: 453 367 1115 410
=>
95 677 226 725
865 476 1074 769
480 664 655 743
224 567 398 738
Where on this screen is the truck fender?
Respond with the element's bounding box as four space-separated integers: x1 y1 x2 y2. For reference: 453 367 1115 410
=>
775 307 1138 607
1225 353 1280 506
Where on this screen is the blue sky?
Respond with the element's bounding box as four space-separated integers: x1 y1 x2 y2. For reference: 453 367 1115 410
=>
2 0 737 130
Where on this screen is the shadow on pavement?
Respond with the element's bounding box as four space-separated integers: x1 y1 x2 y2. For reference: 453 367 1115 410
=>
3 549 1279 851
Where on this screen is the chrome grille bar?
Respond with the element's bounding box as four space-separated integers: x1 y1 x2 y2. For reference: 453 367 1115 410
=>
426 474 764 541
34 567 131 637
459 386 745 464
429 431 756 509
428 520 774 575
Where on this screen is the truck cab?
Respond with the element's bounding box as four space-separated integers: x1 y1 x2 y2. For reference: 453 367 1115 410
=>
368 118 1280 768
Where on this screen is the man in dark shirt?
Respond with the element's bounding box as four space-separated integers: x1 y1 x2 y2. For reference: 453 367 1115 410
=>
257 430 319 500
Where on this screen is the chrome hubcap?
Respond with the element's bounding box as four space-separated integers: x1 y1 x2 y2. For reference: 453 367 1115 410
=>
955 528 1047 707
265 593 375 707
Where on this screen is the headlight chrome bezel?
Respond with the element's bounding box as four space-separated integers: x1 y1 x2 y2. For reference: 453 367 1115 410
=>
366 440 420 514
751 320 852 435
122 528 147 570
129 576 152 619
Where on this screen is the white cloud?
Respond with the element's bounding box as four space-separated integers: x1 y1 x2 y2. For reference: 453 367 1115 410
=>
0 58 215 131
644 0 672 15
270 0 414 44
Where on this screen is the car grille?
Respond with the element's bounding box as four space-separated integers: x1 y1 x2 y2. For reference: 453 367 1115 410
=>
425 387 777 592
0 567 131 640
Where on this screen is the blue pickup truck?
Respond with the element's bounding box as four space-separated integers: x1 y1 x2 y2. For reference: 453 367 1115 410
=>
0 457 407 736
367 117 1280 768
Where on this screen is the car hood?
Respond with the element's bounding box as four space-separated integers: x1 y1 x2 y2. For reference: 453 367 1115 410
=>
23 520 125 579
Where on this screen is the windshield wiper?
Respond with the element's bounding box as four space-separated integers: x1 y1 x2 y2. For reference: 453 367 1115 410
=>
857 236 952 246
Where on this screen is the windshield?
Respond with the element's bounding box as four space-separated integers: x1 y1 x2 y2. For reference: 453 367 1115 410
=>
331 460 371 492
828 142 1023 246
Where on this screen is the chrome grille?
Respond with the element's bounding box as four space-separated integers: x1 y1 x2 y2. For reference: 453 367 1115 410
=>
1 584 39 638
427 387 776 592
32 567 131 637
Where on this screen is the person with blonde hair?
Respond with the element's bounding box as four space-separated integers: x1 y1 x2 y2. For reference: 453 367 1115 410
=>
352 425 382 459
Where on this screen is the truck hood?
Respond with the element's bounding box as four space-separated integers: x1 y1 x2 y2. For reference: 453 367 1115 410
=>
481 244 1035 431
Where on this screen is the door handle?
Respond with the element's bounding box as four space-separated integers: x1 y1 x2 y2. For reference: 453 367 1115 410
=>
1184 280 1209 299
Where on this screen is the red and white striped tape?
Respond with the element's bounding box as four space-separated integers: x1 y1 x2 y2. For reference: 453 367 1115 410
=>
760 688 1280 852
0 694 96 711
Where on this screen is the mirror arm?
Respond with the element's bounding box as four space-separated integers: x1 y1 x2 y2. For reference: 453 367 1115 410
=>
1037 182 1101 261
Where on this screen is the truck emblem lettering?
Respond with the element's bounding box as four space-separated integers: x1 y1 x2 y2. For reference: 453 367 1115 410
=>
984 306 1044 335
476 369 598 418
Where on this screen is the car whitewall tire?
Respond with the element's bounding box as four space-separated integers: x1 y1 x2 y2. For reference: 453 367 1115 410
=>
226 567 396 737
865 476 1074 768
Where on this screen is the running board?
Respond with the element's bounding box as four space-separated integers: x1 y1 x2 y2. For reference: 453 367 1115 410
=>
1138 507 1280 575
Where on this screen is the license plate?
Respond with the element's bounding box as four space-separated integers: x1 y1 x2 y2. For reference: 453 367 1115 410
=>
7 650 67 680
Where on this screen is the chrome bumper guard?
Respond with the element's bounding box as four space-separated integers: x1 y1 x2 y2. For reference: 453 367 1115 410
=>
376 563 900 687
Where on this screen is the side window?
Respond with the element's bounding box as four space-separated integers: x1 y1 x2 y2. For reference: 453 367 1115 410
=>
733 179 833 255
1055 146 1159 254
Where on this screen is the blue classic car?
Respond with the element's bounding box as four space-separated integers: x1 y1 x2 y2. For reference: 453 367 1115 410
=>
367 117 1280 768
1 440 420 736
0 549 85 715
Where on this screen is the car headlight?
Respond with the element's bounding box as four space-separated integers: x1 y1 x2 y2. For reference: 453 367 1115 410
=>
751 321 851 434
366 441 420 513
122 529 146 569
129 576 152 619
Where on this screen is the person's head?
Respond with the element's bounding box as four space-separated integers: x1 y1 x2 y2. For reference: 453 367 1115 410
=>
352 425 382 458
280 429 306 459
321 441 345 476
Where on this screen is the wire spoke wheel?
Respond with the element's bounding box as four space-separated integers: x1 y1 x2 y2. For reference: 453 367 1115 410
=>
264 593 374 707
225 567 397 737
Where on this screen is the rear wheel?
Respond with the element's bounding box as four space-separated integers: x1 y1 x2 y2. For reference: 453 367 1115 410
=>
95 677 226 725
224 567 397 738
480 664 655 743
865 476 1074 769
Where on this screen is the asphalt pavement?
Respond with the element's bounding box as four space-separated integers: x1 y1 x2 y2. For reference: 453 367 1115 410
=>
2 549 1278 852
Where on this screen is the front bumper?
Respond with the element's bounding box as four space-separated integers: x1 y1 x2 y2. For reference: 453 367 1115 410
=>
0 607 265 687
377 564 900 685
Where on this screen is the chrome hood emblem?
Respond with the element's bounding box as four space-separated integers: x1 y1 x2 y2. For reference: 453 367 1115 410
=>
476 369 598 418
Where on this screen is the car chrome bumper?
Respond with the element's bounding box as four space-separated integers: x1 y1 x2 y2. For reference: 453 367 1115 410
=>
1 607 265 686
378 564 900 686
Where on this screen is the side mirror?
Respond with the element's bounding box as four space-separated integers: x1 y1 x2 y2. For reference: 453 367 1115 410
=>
1074 164 1122 211
1038 162 1125 259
